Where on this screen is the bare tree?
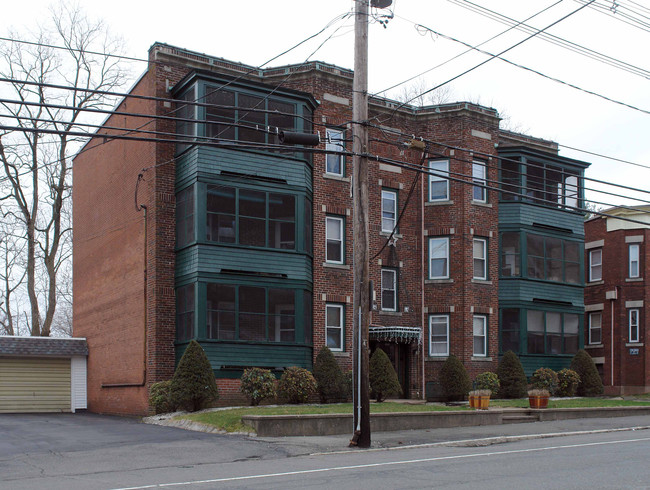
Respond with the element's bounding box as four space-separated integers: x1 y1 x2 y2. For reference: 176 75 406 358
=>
0 219 27 336
395 78 454 107
0 3 127 336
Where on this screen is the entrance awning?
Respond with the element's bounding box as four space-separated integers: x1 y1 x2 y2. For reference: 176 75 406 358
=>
369 325 422 345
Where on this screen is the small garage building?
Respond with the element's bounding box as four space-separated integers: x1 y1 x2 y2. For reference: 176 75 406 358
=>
0 336 88 413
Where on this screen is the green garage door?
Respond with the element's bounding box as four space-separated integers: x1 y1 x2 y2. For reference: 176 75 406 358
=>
0 357 71 413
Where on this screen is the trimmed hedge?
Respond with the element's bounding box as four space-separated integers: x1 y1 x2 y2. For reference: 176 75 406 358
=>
369 348 402 402
240 367 277 406
531 367 559 395
496 350 527 399
149 380 173 414
170 340 219 412
278 366 317 404
474 372 500 394
556 368 580 397
313 346 347 403
571 349 604 396
439 354 471 402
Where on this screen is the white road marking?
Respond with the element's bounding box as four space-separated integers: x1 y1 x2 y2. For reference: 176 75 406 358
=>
111 435 650 489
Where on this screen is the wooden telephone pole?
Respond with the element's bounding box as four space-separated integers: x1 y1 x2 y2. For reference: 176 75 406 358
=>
351 0 371 449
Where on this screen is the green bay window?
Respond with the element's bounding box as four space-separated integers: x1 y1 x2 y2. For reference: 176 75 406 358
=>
501 308 580 356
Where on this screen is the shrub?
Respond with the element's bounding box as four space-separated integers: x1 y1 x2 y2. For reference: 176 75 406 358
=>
531 368 559 395
149 380 173 414
369 348 402 402
496 350 528 398
556 368 580 397
313 346 347 403
439 354 471 402
278 366 317 404
345 370 353 401
474 372 500 395
240 368 277 406
170 340 219 412
570 349 604 396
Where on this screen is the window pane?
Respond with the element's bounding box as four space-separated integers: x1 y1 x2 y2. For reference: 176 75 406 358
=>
238 94 265 143
472 162 486 201
206 88 236 140
473 316 486 356
429 160 449 200
565 242 580 262
430 316 448 355
564 314 579 354
546 312 562 354
527 310 545 354
381 269 396 311
501 158 519 201
430 238 448 278
326 304 343 350
239 190 266 247
268 99 295 131
239 286 266 341
304 197 312 255
269 289 295 342
269 194 295 250
176 284 195 341
176 186 194 248
501 309 520 352
501 233 520 277
382 190 396 232
206 186 235 243
206 284 236 340
326 129 344 175
326 217 343 263
590 313 602 344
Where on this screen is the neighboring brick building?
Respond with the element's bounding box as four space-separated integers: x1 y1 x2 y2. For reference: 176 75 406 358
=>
584 206 650 394
73 43 591 415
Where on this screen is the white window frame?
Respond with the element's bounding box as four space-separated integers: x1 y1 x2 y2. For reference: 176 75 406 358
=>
381 189 397 233
429 315 449 357
325 216 344 264
473 315 487 357
325 303 344 351
629 244 640 278
428 160 449 201
429 237 449 279
381 268 397 312
325 128 345 177
588 312 602 345
473 238 487 280
472 161 487 203
589 249 602 282
629 309 639 343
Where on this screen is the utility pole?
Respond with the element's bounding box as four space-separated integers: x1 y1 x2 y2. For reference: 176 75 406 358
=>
351 0 371 449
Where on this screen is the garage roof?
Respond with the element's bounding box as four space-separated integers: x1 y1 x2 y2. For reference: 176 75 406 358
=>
0 336 88 357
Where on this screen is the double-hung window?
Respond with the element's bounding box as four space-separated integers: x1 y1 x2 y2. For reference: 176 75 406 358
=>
589 312 602 345
429 160 449 201
381 269 397 311
325 128 345 176
381 189 397 233
326 216 344 264
472 161 487 202
629 244 640 278
326 304 344 351
589 249 602 282
429 315 449 356
473 238 487 280
473 315 487 356
429 237 449 279
629 309 640 343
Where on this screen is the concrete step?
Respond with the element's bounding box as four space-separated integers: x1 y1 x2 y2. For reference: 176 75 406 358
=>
502 414 539 424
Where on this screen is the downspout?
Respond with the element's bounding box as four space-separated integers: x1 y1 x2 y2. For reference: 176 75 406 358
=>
610 286 616 389
421 160 426 400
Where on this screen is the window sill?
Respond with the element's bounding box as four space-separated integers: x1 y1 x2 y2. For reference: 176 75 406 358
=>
323 262 350 270
626 277 643 282
332 351 350 358
323 173 349 182
425 200 454 207
587 280 604 286
426 356 448 361
380 231 403 238
471 356 492 362
585 344 603 349
378 311 402 317
626 342 644 347
471 279 492 285
472 201 492 208
425 279 453 284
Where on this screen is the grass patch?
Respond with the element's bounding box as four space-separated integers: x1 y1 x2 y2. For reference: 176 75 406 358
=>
179 402 467 432
490 397 650 409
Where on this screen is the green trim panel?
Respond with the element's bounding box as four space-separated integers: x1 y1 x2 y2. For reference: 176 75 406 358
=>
499 279 584 307
177 146 312 192
499 202 585 236
519 355 573 377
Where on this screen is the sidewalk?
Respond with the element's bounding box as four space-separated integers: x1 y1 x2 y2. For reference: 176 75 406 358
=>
253 414 650 456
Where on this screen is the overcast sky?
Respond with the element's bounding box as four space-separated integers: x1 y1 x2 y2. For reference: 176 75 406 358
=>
2 0 648 207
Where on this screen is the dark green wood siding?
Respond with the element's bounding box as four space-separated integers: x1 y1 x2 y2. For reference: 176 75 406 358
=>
176 246 312 282
499 202 584 236
176 146 312 192
175 341 312 377
519 355 573 377
499 279 584 307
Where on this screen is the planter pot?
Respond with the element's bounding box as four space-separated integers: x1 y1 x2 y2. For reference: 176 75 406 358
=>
529 395 549 409
469 394 476 408
478 395 490 410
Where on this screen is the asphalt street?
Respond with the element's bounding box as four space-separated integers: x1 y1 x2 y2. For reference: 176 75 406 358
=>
2 413 650 489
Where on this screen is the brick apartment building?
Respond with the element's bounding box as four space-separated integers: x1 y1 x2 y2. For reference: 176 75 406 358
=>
584 206 650 394
73 43 591 415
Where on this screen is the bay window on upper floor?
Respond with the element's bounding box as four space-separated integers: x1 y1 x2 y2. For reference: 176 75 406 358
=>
500 231 582 285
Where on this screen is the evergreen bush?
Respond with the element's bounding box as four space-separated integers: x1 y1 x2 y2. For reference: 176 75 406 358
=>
240 367 277 406
496 350 528 398
369 348 402 402
278 366 317 404
170 340 219 412
570 349 604 396
313 346 347 403
556 368 580 397
439 354 471 402
530 367 559 394
474 372 500 394
149 380 173 414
